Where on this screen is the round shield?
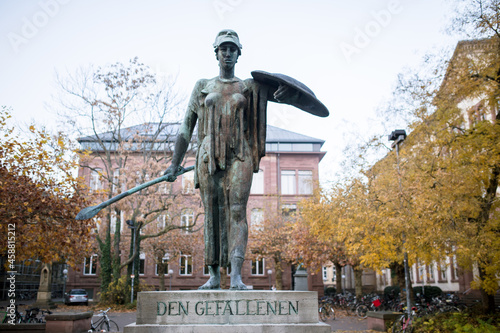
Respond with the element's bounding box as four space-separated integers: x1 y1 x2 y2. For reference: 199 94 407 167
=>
251 70 329 117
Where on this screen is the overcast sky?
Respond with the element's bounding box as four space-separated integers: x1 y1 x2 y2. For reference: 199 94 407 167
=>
0 0 463 182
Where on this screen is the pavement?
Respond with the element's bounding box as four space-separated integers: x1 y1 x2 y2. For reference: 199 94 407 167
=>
1 299 376 332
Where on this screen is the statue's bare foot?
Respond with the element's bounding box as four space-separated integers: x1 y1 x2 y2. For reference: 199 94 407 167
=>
229 276 248 290
198 277 220 290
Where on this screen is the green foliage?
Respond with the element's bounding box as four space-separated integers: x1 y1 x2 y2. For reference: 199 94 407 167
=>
99 275 130 305
413 312 500 333
384 286 400 298
324 287 336 296
99 275 154 305
412 286 442 300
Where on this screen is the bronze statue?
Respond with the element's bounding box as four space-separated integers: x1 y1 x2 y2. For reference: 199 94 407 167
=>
164 29 328 290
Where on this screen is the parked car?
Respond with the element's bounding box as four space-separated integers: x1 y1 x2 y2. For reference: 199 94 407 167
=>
64 289 88 305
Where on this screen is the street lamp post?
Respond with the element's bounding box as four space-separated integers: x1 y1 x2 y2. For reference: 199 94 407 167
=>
168 269 174 291
389 129 411 319
267 269 273 290
62 268 68 301
126 220 136 303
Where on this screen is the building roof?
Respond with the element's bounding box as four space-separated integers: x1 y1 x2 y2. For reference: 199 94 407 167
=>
78 123 324 146
78 123 325 154
266 125 324 144
78 123 182 143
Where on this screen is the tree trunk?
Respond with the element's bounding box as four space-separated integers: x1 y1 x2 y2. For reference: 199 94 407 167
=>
274 256 283 290
98 228 112 293
112 208 121 283
334 262 343 293
391 261 414 308
353 266 363 299
220 267 227 289
479 264 496 314
157 254 166 291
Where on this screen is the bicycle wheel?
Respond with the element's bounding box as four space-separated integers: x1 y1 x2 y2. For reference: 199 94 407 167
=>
97 320 109 332
392 315 413 333
392 315 404 333
356 304 369 318
107 319 119 332
319 306 327 322
326 304 335 320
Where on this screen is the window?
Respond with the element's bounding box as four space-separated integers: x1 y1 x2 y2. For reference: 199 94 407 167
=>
281 170 296 195
468 102 487 126
109 210 124 234
90 169 102 192
298 171 313 195
159 182 172 195
155 254 169 275
182 171 195 194
440 262 447 281
156 214 169 231
427 264 434 281
251 258 265 275
250 169 264 194
451 255 459 280
112 168 120 193
281 204 297 217
250 208 264 231
181 209 194 233
179 255 192 275
417 264 425 282
84 255 97 275
203 265 210 276
139 253 145 275
322 266 328 280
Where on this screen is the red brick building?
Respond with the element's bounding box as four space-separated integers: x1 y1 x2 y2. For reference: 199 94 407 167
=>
66 124 326 300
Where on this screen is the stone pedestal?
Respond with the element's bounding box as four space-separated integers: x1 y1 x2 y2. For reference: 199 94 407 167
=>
124 290 330 333
45 311 93 333
34 263 56 309
294 269 308 291
33 290 56 309
366 311 402 332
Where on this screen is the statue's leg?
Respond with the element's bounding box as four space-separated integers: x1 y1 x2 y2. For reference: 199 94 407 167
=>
197 157 222 290
226 159 252 290
198 265 221 290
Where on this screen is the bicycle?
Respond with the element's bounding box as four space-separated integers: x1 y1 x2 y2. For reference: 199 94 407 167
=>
1 304 24 324
0 306 7 323
318 297 335 321
89 308 119 332
392 307 416 333
24 308 52 323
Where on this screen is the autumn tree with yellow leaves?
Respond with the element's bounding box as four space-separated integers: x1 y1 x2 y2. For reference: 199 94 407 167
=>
298 0 500 313
0 107 93 270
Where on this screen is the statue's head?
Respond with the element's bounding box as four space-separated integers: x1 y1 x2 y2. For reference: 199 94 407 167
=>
213 29 242 56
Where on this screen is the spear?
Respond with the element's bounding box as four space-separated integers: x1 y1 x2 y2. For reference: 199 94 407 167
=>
75 166 194 220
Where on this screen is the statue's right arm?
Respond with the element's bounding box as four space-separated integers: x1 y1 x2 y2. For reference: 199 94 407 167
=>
164 79 205 180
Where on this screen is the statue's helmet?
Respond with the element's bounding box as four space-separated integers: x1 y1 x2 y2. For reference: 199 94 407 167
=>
213 29 242 55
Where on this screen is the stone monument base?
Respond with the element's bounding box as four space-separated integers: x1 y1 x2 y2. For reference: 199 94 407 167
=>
124 290 330 333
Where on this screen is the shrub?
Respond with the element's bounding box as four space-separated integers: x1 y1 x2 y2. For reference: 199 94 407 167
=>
99 276 154 305
413 286 442 301
413 312 500 333
384 286 400 299
324 287 336 296
100 276 130 305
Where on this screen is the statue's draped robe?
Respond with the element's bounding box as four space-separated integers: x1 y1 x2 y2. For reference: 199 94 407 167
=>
186 77 269 267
